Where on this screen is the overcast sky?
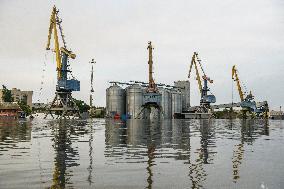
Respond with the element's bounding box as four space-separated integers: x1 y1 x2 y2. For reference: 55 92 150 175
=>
0 0 283 109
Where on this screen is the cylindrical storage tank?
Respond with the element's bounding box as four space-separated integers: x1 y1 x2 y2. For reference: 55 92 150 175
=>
106 84 126 118
171 89 182 118
159 88 172 119
126 84 144 119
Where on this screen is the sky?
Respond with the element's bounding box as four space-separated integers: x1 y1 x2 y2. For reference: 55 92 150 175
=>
0 0 283 110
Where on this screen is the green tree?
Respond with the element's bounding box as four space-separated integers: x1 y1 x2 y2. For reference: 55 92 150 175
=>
2 85 13 102
18 101 32 116
73 98 90 113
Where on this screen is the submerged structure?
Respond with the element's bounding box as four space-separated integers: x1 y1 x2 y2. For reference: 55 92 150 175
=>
44 6 80 119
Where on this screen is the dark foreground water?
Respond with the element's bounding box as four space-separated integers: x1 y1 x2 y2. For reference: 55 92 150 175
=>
0 117 283 189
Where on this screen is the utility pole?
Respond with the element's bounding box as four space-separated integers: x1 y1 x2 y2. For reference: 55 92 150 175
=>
89 59 96 117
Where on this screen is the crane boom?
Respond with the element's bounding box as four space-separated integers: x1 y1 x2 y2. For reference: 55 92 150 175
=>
232 65 244 101
189 52 202 94
46 6 62 79
46 6 76 80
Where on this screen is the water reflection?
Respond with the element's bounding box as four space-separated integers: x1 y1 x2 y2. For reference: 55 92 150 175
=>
0 118 281 189
47 119 96 188
104 119 273 189
87 119 94 186
104 119 216 189
0 119 32 157
230 119 270 183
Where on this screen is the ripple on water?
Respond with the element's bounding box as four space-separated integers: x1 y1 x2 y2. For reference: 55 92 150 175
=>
0 118 283 189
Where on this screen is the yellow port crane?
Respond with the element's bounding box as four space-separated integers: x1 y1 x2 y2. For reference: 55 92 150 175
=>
188 52 216 112
46 5 76 80
44 6 80 119
232 65 269 117
231 65 256 111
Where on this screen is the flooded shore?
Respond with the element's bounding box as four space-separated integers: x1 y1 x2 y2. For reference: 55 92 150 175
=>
0 118 283 189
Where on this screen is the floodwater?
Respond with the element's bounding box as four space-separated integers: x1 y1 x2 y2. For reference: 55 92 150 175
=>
0 117 283 189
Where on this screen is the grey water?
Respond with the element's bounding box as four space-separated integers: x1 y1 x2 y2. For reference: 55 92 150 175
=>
0 118 283 189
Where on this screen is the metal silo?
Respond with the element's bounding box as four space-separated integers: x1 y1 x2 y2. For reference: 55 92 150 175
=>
126 84 144 119
159 88 172 119
171 89 182 118
106 84 126 118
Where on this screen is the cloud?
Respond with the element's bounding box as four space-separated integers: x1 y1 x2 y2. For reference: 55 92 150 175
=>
0 0 283 109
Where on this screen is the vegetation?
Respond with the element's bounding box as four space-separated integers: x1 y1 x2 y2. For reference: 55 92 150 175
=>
18 101 32 116
91 107 106 118
213 108 238 119
1 86 32 116
73 98 90 113
1 85 13 102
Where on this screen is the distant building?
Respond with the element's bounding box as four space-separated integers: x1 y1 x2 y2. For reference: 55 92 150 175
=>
0 102 21 119
174 80 190 112
0 88 33 107
270 110 284 120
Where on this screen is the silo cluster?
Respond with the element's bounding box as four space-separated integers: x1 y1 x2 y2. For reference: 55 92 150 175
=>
106 81 190 119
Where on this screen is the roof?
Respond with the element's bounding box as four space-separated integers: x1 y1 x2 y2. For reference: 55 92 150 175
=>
0 102 21 110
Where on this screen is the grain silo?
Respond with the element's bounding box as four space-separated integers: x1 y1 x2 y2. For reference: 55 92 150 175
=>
126 84 144 119
159 88 172 119
171 89 182 118
106 84 126 118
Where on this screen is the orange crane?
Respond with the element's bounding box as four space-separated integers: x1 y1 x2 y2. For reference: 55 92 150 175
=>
147 41 157 93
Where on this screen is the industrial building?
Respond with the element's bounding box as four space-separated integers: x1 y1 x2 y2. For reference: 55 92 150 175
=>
174 80 190 112
106 80 190 119
0 88 33 107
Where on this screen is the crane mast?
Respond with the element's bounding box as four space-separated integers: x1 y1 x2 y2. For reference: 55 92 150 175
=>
147 41 157 93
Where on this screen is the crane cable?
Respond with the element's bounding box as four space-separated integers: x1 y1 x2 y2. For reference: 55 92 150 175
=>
55 9 67 48
38 51 49 103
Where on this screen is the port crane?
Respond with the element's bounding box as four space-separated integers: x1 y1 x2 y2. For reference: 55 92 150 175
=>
44 6 80 119
188 52 216 112
135 42 162 119
232 65 268 117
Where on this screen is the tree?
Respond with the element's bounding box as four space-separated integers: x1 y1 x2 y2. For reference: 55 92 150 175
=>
18 101 32 116
73 98 90 113
2 85 13 102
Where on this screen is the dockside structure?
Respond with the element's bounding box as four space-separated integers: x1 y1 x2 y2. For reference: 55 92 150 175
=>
106 80 190 119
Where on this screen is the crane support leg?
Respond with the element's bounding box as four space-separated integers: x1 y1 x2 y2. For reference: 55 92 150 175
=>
44 91 81 119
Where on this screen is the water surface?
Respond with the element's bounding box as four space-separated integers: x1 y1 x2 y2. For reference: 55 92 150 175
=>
0 118 283 189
